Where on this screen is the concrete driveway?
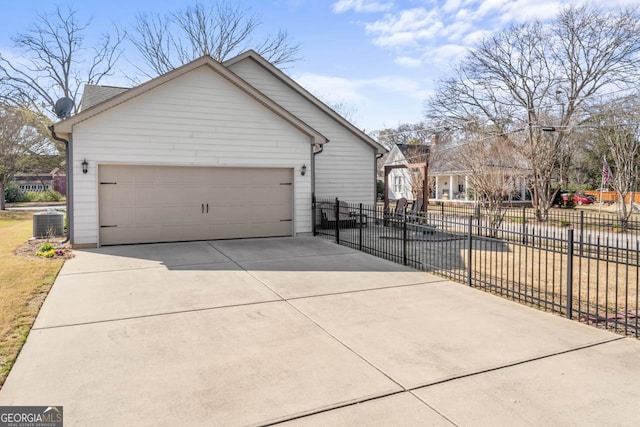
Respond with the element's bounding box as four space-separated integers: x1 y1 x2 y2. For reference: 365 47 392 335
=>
1 237 640 426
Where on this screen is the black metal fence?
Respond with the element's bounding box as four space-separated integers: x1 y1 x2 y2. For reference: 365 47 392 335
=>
314 197 640 338
414 202 640 241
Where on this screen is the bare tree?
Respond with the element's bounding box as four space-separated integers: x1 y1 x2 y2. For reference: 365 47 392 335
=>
374 123 431 149
0 6 125 117
458 135 526 234
426 5 640 221
328 101 358 124
590 99 640 226
131 2 301 77
0 106 52 209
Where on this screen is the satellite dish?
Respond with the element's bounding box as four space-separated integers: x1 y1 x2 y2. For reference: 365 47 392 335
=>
54 97 74 119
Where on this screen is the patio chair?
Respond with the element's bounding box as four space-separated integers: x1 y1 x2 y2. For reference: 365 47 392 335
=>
318 201 356 228
338 201 357 227
409 199 423 214
384 198 407 226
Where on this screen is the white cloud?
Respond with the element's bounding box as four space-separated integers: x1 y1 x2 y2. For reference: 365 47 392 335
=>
294 72 430 103
494 0 563 23
472 0 510 21
293 72 434 131
462 29 490 45
442 20 472 42
295 74 366 103
332 0 393 13
366 8 444 47
394 56 422 68
442 0 462 13
430 44 469 63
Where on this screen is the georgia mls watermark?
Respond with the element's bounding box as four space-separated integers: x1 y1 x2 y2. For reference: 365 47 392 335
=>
0 406 63 427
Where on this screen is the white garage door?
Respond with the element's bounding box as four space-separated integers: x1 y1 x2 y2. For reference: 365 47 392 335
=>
98 165 293 245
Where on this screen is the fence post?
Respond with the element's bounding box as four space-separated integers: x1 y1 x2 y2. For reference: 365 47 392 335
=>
312 193 317 236
468 215 473 287
521 206 527 245
358 203 363 251
579 210 584 257
403 206 408 266
566 229 574 319
335 197 340 245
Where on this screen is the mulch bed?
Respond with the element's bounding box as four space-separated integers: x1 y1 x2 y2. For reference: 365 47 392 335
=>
14 238 75 260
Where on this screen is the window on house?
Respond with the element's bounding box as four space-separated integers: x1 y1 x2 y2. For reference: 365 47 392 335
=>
394 176 403 193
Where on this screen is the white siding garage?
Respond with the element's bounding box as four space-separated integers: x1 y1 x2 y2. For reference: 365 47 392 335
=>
52 53 383 248
98 165 293 245
225 52 386 205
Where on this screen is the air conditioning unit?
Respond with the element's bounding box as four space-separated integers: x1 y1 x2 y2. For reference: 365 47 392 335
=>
33 211 65 238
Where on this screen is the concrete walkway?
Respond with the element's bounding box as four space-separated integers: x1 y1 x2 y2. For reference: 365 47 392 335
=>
1 237 639 426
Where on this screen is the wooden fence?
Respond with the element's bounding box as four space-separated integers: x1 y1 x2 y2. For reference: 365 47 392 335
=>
584 191 640 204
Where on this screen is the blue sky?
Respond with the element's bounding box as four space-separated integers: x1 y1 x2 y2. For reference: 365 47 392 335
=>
0 0 636 131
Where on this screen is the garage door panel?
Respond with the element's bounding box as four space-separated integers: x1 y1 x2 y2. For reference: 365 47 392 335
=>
252 188 290 204
212 190 246 204
162 205 200 223
133 167 163 183
99 165 293 245
260 204 292 219
134 186 163 206
173 186 202 204
100 225 136 246
100 184 135 206
135 207 165 224
247 221 292 237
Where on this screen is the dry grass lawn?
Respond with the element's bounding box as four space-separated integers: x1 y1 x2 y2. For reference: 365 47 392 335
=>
0 211 64 389
466 243 639 318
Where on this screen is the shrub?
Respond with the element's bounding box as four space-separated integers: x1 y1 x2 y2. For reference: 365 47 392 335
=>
40 190 63 202
36 249 56 258
4 183 24 203
21 190 63 203
559 219 571 227
376 180 384 201
21 191 37 202
38 243 54 252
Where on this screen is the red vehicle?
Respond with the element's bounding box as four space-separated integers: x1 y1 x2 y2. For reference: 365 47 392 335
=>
561 192 594 205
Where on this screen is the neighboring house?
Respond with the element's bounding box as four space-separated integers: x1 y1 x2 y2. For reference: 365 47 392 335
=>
12 174 52 192
382 143 430 201
431 143 530 202
52 51 386 247
12 168 66 195
51 168 67 195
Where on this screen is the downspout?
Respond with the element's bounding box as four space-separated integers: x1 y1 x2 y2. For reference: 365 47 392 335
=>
311 139 328 198
48 126 72 244
311 140 328 236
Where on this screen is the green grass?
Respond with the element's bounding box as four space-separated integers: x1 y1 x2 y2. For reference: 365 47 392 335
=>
0 211 64 389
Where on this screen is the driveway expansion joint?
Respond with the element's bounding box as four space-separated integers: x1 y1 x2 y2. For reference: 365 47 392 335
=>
215 250 361 264
405 336 626 391
31 298 284 331
260 390 407 427
59 264 168 276
286 278 449 301
408 391 460 427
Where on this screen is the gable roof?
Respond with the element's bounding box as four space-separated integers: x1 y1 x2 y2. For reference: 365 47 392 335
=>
54 56 328 145
396 143 429 161
382 143 429 168
224 50 387 155
80 85 128 111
